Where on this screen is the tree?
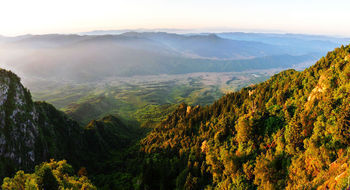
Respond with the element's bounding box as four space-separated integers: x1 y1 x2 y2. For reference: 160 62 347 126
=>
36 165 59 190
2 160 96 190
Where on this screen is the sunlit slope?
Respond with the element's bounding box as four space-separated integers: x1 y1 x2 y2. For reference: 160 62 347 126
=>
138 45 350 189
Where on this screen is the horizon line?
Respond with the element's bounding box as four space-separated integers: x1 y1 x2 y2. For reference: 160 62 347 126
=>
1 28 350 38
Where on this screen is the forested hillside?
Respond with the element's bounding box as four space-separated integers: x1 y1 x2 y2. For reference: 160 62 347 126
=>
136 45 350 189
0 68 141 185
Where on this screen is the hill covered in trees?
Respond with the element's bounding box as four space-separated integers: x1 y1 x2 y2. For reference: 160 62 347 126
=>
134 45 350 189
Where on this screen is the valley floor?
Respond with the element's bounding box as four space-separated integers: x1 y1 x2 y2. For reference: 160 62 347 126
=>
28 70 278 125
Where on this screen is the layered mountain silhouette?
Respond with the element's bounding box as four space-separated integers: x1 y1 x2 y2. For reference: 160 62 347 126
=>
0 32 341 83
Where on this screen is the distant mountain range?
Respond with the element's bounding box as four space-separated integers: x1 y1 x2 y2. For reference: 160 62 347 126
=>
0 32 346 84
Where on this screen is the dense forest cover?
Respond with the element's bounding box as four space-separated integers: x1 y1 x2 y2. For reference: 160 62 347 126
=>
135 45 350 189
0 45 349 189
2 159 96 189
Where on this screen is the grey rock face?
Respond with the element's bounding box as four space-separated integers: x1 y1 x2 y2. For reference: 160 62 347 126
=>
0 69 39 173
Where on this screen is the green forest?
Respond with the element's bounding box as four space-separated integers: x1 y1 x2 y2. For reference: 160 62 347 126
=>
135 45 350 189
1 45 350 189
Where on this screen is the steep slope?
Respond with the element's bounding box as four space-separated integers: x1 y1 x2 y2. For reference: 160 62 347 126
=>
137 45 350 189
0 69 140 181
0 69 38 177
0 68 85 178
83 115 144 167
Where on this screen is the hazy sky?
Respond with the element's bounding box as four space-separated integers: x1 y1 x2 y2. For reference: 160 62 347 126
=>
1 0 349 36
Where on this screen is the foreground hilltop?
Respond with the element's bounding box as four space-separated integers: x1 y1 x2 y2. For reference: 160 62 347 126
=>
139 45 350 189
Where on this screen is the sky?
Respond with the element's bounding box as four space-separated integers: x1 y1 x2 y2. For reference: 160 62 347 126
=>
0 0 349 36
